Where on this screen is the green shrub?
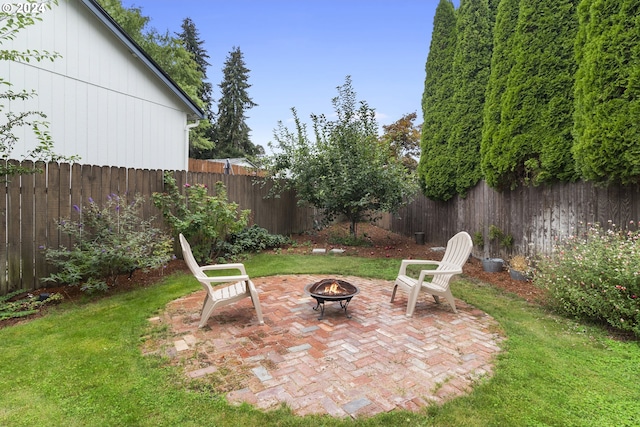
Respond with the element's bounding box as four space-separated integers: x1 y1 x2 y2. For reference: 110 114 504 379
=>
152 172 250 263
534 221 640 337
43 194 173 293
225 225 291 255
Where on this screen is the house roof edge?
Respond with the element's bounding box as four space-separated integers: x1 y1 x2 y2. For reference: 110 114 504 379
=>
80 0 205 120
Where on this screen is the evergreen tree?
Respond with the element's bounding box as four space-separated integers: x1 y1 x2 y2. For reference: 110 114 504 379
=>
177 17 213 118
490 0 579 189
447 0 494 197
480 0 520 187
417 0 457 201
573 0 640 184
214 47 258 158
177 17 215 158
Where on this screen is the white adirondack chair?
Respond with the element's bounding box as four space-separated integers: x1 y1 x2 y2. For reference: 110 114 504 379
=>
391 231 472 316
179 234 264 328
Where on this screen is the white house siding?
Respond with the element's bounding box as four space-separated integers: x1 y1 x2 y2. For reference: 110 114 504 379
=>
0 0 196 171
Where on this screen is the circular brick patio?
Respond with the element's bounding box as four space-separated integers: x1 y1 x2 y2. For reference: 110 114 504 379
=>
151 275 504 418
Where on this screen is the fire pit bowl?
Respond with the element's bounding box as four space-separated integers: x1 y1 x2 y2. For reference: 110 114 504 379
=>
304 278 359 320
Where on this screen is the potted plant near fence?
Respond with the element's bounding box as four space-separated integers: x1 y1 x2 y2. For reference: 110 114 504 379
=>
508 255 532 281
481 225 513 272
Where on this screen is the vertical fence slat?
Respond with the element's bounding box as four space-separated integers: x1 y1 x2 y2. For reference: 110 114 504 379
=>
7 161 22 292
33 162 48 289
0 165 7 294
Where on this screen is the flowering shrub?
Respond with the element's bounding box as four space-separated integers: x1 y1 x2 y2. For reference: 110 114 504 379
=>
534 221 640 337
152 173 250 263
42 194 173 293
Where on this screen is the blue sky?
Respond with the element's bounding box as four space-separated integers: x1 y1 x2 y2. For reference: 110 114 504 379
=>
124 0 458 152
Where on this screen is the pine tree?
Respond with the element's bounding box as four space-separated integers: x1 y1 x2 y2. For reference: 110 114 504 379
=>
480 0 520 188
176 17 215 158
214 47 258 158
490 0 579 189
418 0 458 201
177 18 213 119
573 0 640 184
447 0 494 197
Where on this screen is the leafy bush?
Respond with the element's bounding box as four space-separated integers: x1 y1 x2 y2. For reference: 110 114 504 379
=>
152 172 250 263
534 222 640 337
43 194 173 293
226 225 291 255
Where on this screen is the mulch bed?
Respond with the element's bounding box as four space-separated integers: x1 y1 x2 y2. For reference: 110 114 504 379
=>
1 222 545 329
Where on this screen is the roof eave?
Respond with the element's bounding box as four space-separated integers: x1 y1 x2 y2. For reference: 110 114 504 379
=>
80 0 205 120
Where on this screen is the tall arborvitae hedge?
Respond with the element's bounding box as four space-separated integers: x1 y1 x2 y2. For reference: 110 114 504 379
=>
484 0 580 189
418 0 458 201
447 0 493 197
480 0 520 188
573 0 640 184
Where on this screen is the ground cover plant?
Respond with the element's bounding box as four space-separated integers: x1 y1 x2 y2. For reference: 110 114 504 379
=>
1 249 638 426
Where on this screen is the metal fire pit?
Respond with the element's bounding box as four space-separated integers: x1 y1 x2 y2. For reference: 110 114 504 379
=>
304 278 359 320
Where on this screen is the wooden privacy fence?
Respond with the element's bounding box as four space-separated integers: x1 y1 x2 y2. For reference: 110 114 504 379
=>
6 160 640 296
1 161 314 295
378 180 640 260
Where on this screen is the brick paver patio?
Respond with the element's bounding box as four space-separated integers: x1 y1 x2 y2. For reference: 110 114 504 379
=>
148 274 504 418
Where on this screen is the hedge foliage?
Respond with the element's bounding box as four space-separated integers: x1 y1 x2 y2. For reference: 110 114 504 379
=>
418 0 458 201
420 0 639 199
572 0 640 185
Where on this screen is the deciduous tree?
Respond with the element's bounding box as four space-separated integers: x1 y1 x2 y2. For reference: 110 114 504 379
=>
265 76 417 237
380 112 421 171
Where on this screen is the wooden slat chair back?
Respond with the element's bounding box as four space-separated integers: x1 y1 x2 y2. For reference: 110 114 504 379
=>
179 233 264 328
391 231 472 316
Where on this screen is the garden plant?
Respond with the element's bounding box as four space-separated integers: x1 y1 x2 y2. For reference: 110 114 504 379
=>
535 221 640 337
152 172 250 263
42 193 173 293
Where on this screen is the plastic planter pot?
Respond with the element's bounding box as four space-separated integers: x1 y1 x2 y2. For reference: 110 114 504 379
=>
482 258 504 273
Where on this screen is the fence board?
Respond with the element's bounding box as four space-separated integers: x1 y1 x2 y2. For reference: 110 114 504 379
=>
34 163 48 286
6 164 21 292
0 166 7 293
21 166 35 290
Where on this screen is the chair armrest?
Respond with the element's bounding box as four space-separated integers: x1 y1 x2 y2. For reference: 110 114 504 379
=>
198 274 250 284
417 263 462 283
200 263 247 275
399 259 440 276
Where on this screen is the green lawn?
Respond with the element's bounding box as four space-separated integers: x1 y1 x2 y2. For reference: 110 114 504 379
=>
0 253 638 426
